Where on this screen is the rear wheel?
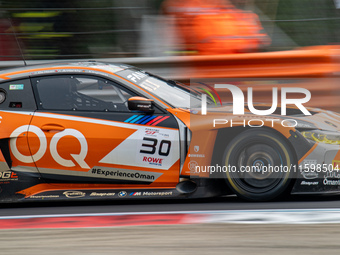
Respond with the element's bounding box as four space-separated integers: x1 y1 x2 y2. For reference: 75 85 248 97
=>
222 129 295 201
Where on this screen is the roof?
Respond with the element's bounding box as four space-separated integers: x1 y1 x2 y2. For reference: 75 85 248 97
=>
0 61 134 81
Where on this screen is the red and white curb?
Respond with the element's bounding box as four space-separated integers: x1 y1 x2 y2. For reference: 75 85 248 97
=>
2 209 340 229
0 213 205 229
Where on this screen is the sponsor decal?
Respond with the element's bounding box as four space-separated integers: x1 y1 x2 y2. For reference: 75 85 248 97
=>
323 172 340 186
100 127 179 171
0 171 18 181
145 128 159 137
89 192 115 197
333 160 340 169
144 128 170 138
10 125 89 169
90 167 160 182
63 191 86 198
56 69 83 73
118 191 127 197
85 70 109 76
29 195 60 199
300 181 319 186
302 159 318 166
136 127 175 169
188 146 206 158
142 156 163 166
88 65 124 73
188 154 205 158
127 71 147 83
188 161 199 173
9 84 24 90
301 171 319 180
31 70 59 75
142 191 173 196
129 192 142 196
137 104 151 109
300 159 319 175
31 69 106 76
129 191 173 196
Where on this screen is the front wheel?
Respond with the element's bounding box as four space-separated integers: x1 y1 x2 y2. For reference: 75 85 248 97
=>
222 129 296 201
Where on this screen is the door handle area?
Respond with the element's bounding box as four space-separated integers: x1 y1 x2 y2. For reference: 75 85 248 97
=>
41 124 65 132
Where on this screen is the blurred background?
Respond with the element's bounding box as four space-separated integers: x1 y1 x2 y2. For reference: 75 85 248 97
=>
0 0 340 111
0 0 338 60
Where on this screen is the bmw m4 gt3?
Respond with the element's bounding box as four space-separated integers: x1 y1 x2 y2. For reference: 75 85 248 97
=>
0 61 338 202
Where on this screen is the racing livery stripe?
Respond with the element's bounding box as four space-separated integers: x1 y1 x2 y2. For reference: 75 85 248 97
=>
145 116 163 125
136 115 154 124
29 166 162 183
99 127 180 170
124 115 170 126
129 115 145 124
140 116 157 124
124 115 138 123
0 111 178 130
151 116 170 126
17 183 177 197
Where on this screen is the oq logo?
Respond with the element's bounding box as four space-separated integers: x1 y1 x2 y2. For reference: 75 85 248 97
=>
10 125 90 169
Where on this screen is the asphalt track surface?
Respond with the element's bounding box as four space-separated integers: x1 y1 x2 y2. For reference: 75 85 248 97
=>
3 195 340 255
1 194 340 217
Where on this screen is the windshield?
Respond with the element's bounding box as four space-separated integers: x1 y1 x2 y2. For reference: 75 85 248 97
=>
116 68 206 108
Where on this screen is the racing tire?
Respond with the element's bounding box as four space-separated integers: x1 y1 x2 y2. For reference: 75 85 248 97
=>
222 129 296 201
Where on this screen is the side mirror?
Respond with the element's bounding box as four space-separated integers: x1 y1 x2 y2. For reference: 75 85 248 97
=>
128 96 154 113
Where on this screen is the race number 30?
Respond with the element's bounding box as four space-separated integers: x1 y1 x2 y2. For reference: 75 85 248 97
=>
140 137 171 156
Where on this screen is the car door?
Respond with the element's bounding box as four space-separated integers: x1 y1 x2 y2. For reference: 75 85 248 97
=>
28 74 180 186
0 78 42 195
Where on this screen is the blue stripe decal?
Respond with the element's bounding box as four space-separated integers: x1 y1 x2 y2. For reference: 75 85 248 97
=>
124 115 138 123
140 115 157 124
129 115 145 124
135 115 152 124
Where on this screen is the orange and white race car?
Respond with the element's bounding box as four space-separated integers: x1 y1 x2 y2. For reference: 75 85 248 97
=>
0 61 339 202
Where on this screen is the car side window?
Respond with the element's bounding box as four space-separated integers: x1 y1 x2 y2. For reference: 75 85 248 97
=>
33 75 136 112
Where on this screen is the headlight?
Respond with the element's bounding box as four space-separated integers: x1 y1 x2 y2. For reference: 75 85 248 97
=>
301 130 340 145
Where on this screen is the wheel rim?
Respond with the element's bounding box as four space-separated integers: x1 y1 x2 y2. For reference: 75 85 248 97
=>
229 142 287 194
